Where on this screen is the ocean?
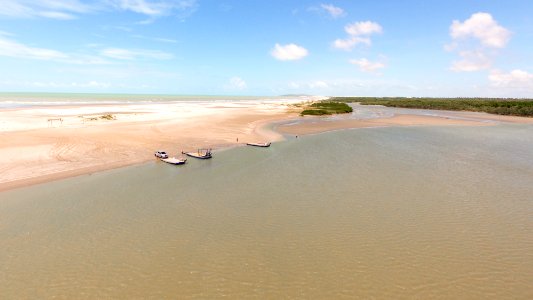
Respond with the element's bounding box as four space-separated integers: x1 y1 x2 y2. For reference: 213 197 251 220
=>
1 124 532 298
0 92 312 109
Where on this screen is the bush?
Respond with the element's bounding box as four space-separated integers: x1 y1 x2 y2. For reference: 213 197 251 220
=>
300 101 353 116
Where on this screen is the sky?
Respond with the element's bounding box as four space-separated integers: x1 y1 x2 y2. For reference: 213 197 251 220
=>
0 0 532 97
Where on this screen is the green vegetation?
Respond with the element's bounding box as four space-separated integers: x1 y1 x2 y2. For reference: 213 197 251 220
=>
300 101 353 116
329 97 533 117
100 114 116 120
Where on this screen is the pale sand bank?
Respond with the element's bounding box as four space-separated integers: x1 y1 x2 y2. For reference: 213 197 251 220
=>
0 101 296 191
1 101 532 191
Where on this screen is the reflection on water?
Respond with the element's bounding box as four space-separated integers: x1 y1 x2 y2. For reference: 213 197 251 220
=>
1 125 532 298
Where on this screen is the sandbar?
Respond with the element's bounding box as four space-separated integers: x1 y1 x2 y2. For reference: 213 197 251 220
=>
1 101 532 191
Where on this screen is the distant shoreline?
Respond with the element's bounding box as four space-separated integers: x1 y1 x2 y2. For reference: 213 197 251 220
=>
332 97 533 118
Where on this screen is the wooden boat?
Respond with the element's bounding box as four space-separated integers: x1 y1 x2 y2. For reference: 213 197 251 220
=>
182 148 212 159
160 157 187 165
246 142 271 147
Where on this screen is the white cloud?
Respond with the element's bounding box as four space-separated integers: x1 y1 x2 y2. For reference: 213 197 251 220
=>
111 0 165 16
0 30 15 37
38 0 91 13
1 80 111 89
450 12 511 48
333 37 371 50
0 36 173 64
489 69 533 89
109 0 198 17
450 50 492 72
100 48 173 60
0 36 68 60
0 1 32 18
38 11 77 20
228 77 247 90
0 0 198 20
0 0 90 20
447 12 511 73
320 4 344 18
345 21 382 36
131 34 178 43
333 21 382 51
349 58 385 73
271 43 308 61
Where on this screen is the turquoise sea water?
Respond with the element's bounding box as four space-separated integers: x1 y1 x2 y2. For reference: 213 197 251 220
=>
0 92 300 109
1 124 532 298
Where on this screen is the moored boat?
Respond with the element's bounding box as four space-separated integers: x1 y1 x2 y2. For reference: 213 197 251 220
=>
246 142 271 147
160 157 187 165
182 148 212 159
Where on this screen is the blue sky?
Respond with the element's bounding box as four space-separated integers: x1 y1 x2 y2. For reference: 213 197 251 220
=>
0 0 532 97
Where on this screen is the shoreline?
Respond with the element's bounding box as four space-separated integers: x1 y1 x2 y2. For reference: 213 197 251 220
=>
2 101 533 192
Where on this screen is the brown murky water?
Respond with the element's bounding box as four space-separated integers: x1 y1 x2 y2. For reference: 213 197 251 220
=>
1 125 532 299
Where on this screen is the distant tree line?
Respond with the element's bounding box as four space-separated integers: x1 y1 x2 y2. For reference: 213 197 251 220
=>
329 97 533 117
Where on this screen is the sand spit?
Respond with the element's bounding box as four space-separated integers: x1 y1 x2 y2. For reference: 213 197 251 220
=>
1 100 532 191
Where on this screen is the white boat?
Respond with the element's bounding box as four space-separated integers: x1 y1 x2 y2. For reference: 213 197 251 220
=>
160 157 187 165
246 142 271 147
182 148 212 159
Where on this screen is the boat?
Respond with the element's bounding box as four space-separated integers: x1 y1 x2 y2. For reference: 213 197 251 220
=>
246 142 271 147
182 148 212 159
160 157 187 165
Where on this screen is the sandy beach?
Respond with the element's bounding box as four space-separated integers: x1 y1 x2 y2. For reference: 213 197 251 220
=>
1 100 533 191
0 99 297 191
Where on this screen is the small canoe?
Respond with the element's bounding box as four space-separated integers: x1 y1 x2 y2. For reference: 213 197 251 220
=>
161 157 187 165
182 149 212 159
246 142 271 147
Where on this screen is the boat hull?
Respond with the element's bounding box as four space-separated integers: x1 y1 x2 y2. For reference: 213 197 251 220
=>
184 152 212 159
160 157 187 165
246 142 271 147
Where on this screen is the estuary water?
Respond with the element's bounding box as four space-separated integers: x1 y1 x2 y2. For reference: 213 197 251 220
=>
1 124 532 298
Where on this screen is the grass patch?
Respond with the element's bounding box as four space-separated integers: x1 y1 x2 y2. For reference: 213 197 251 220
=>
300 101 353 116
330 97 533 117
100 114 116 120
